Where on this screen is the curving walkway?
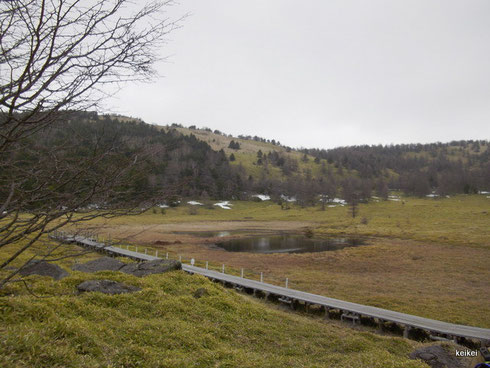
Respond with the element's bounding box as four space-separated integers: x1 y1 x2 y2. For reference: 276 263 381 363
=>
53 233 490 345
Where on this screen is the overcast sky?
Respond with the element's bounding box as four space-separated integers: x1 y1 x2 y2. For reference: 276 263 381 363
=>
108 0 490 149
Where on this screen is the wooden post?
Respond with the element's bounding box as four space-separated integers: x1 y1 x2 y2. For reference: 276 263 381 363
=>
166 252 169 259
260 272 263 283
241 268 244 278
222 264 225 273
155 250 158 257
179 255 182 262
403 326 411 338
135 246 138 253
206 261 208 270
145 248 147 255
285 278 288 288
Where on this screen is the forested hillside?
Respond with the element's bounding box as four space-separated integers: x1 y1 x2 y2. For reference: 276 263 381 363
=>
9 113 487 209
0 112 243 213
169 124 489 202
60 112 245 200
303 142 490 196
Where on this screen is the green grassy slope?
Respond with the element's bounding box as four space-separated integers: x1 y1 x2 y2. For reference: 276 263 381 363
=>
0 247 428 368
169 126 489 184
172 126 340 180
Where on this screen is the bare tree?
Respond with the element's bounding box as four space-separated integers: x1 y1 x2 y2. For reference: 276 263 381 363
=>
0 0 183 288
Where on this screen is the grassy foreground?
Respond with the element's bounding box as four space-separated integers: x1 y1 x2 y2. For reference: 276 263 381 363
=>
0 247 428 368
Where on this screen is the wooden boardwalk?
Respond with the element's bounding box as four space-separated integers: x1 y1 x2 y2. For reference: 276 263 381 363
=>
54 233 490 346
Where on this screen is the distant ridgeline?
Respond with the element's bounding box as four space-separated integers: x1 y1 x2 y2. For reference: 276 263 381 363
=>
17 112 488 206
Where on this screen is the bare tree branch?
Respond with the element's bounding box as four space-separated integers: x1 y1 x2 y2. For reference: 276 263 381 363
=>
0 0 185 288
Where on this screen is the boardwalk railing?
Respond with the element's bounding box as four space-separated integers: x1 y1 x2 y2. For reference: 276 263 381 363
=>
51 232 490 346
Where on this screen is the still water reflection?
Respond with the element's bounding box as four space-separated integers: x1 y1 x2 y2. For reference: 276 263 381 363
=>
215 235 365 254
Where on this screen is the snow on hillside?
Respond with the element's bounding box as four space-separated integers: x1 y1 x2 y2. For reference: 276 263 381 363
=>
252 194 270 201
214 201 232 209
280 194 296 202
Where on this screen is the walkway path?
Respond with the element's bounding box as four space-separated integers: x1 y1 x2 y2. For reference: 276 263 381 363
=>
53 233 490 345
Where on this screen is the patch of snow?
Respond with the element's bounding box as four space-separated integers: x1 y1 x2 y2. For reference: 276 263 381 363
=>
389 198 401 202
187 201 203 206
446 195 451 198
214 201 232 210
252 194 270 201
371 196 380 199
479 191 490 194
1 211 7 215
331 198 347 205
157 204 169 208
388 195 399 199
487 196 490 199
280 194 296 202
426 194 439 198
327 205 337 208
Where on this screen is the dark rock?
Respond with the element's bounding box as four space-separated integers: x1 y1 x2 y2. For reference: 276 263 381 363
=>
19 260 69 280
409 345 466 368
419 352 437 361
193 288 209 299
77 279 141 295
72 257 125 273
119 259 181 277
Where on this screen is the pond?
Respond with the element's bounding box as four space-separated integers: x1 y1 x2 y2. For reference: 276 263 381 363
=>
215 235 365 254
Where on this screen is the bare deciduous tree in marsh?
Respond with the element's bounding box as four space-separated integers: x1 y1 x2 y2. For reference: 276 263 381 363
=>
0 0 183 288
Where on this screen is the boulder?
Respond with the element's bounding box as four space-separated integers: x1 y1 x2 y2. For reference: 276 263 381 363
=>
72 257 125 273
409 345 467 368
119 259 181 277
19 260 69 280
77 279 141 295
